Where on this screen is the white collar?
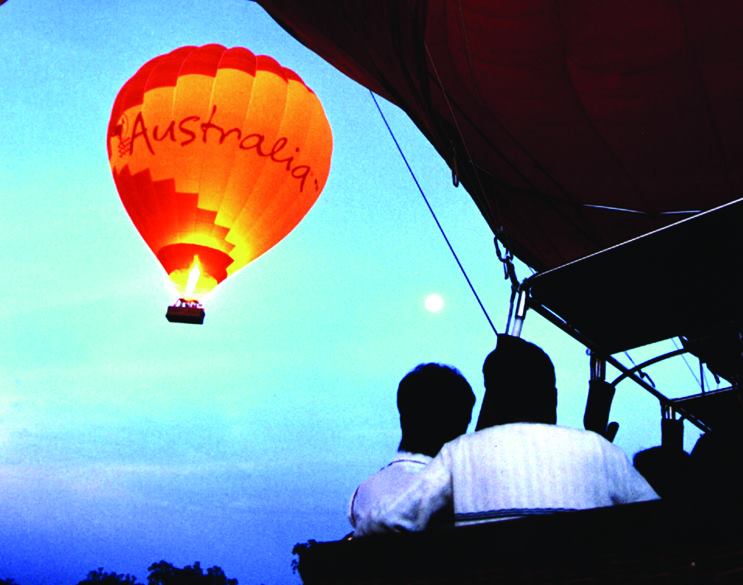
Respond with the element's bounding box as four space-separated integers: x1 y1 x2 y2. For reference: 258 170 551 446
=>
391 451 432 465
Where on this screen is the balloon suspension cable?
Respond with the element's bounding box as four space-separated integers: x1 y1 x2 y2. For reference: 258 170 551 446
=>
496 236 521 334
369 90 498 337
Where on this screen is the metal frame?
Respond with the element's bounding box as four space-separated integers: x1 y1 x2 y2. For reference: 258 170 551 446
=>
610 348 689 387
522 293 710 433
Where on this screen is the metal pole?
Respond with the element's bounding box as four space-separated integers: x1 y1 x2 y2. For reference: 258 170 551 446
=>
508 287 528 338
529 300 709 433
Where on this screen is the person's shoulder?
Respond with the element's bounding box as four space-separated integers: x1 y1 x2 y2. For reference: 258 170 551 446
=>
555 426 638 465
450 425 509 444
449 423 568 444
435 428 490 456
521 424 628 455
442 424 612 450
495 422 588 440
547 424 610 441
550 425 627 450
441 424 538 452
392 451 433 466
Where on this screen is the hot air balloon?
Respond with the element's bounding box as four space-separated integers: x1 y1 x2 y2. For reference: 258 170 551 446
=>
107 44 333 323
254 3 743 583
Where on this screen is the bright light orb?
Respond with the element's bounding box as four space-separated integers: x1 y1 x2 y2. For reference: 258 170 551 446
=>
424 293 445 313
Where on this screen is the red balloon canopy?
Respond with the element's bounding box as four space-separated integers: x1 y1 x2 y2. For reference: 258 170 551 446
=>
257 0 743 270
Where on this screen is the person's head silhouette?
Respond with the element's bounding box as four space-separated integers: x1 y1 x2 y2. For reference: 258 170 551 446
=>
476 335 557 431
397 363 475 457
633 446 694 500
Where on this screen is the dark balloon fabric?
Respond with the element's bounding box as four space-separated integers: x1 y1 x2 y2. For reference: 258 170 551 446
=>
257 1 743 270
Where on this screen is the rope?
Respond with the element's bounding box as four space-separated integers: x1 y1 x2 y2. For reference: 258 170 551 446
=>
369 90 498 337
672 337 704 392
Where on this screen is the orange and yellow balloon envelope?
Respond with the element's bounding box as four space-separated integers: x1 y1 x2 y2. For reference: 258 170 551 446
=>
107 44 333 322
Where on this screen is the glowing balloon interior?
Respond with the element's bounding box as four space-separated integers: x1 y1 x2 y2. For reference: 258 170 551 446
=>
107 44 333 305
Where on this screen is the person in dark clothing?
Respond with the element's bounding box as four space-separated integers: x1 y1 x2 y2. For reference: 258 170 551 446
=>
690 430 743 500
633 446 695 502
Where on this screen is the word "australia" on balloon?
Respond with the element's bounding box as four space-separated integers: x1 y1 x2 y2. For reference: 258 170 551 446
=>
117 105 316 193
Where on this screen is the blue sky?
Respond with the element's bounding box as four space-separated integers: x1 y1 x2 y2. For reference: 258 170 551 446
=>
0 1 712 584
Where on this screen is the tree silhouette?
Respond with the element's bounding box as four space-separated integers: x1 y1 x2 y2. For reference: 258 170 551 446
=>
77 568 143 585
147 561 237 585
0 578 19 585
75 561 238 585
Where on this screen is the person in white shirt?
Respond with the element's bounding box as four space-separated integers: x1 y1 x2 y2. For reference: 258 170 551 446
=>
353 336 658 536
348 363 475 535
